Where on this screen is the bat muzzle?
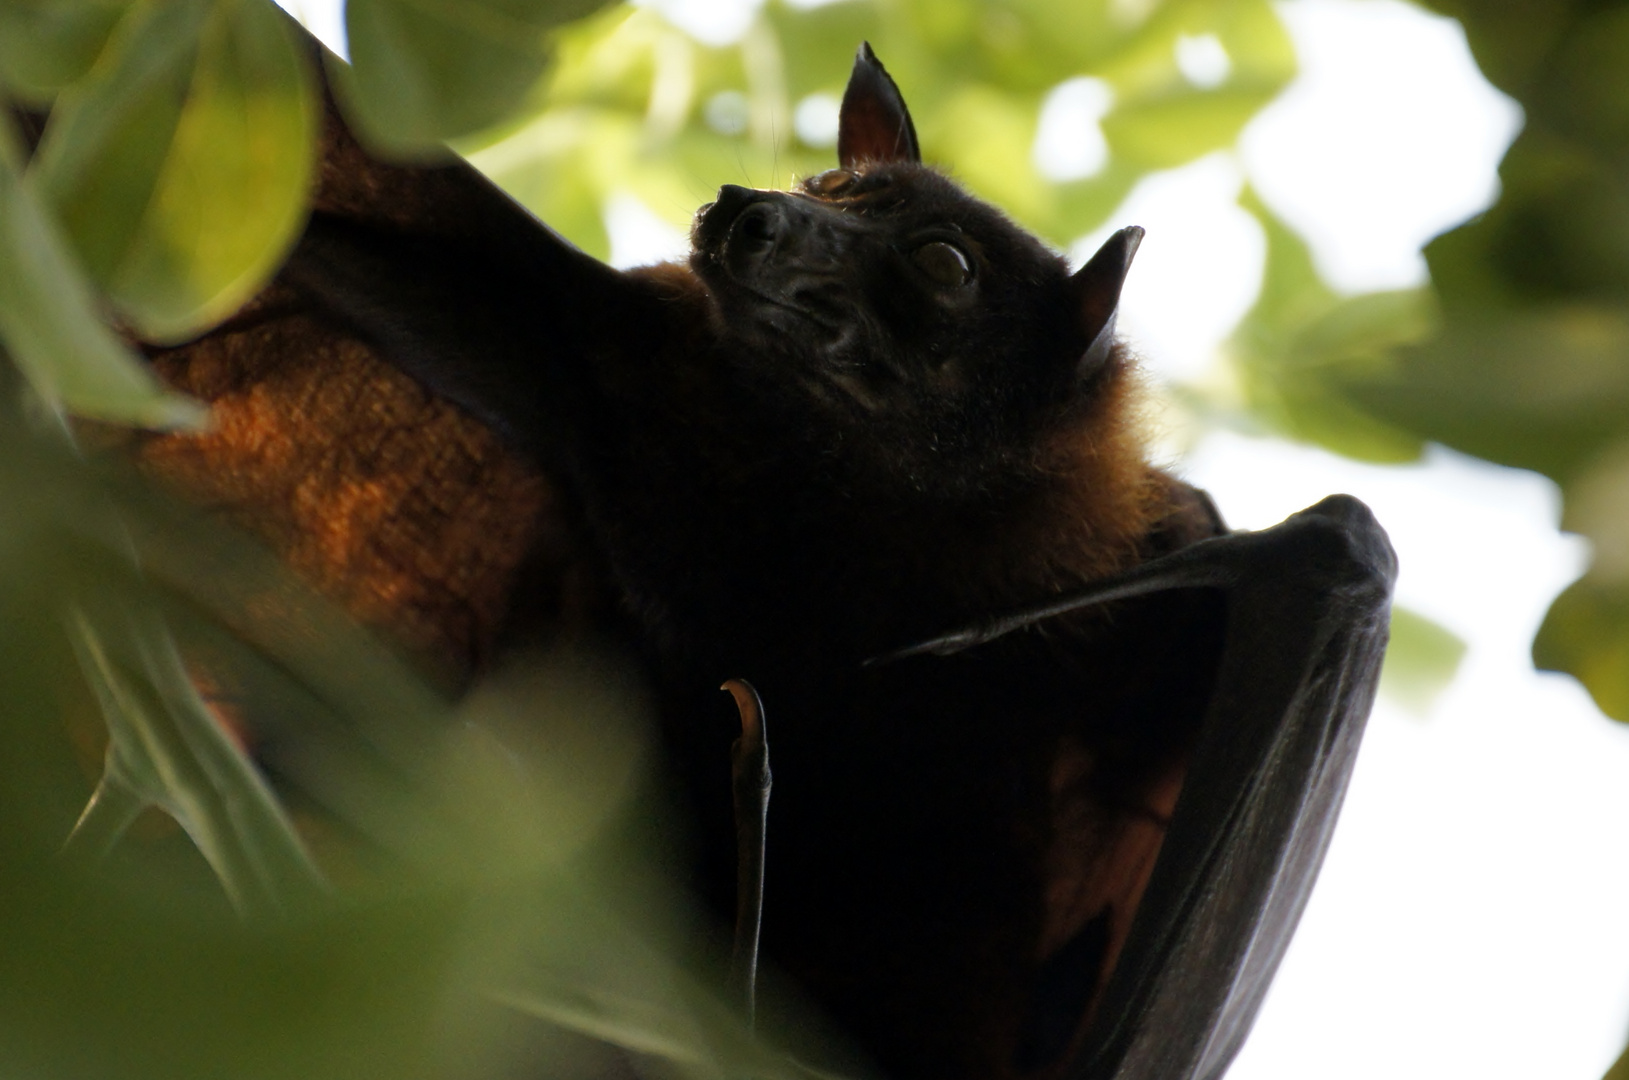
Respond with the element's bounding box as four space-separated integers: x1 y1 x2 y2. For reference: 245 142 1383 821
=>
693 185 855 290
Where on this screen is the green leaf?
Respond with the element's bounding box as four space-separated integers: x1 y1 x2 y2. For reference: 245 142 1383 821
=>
29 0 207 283
32 0 319 343
0 122 204 427
1225 190 1427 461
63 605 327 916
495 885 860 1080
1094 0 1293 166
1379 607 1467 717
919 84 1050 224
338 0 612 154
1348 305 1629 480
1102 87 1270 166
0 0 125 101
1534 574 1629 723
0 426 479 1080
112 0 317 340
1603 1037 1629 1080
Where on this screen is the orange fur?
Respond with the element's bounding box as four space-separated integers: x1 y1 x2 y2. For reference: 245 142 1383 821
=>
135 288 571 679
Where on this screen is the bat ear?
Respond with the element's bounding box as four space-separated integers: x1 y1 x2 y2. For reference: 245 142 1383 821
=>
838 42 921 168
1071 226 1143 378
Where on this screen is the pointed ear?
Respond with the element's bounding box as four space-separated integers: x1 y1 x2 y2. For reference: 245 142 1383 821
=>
1072 226 1143 378
838 42 921 168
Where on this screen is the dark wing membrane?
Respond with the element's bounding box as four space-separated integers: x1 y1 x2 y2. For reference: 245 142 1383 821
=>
1067 494 1395 1080
878 493 1393 1080
282 75 665 456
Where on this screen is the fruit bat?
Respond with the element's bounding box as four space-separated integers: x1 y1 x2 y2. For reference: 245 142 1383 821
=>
100 33 1395 1080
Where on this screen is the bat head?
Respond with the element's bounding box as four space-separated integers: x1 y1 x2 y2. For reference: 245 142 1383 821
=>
688 43 1142 503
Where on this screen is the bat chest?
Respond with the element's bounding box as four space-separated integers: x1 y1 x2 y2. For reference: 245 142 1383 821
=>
658 586 1226 1080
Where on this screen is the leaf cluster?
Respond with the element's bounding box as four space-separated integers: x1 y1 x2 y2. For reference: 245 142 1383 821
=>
1280 0 1629 722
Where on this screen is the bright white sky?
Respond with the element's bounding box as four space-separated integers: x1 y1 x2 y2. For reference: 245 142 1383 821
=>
280 1 1629 1076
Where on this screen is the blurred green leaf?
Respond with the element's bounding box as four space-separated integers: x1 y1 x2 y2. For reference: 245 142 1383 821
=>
495 881 862 1080
0 415 765 1080
1226 190 1428 461
64 604 325 916
32 0 318 342
1535 574 1629 723
1379 607 1467 717
1097 0 1292 166
0 0 125 101
338 0 612 154
1349 305 1629 480
476 0 1299 257
1322 1 1629 719
1603 1037 1629 1080
0 426 474 1080
1103 89 1268 167
921 84 1047 221
0 123 204 428
30 0 210 284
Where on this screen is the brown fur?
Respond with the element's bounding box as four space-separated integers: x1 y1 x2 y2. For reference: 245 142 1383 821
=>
134 286 584 680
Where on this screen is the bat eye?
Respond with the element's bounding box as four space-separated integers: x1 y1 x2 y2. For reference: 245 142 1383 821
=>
912 241 972 287
809 169 857 195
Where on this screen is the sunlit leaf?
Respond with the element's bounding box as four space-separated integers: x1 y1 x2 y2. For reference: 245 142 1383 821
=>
1603 1037 1629 1080
64 604 326 916
1379 607 1467 717
30 0 210 282
338 0 612 153
1348 305 1629 479
32 0 319 343
1104 88 1273 166
920 84 1051 225
1227 190 1426 461
0 123 204 427
1534 574 1629 723
109 0 317 340
0 0 125 101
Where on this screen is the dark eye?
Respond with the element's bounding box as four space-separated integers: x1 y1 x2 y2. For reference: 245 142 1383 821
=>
808 169 857 195
911 241 973 287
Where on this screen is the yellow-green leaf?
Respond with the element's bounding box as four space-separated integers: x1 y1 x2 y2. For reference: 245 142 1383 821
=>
1380 607 1467 716
0 122 203 427
338 0 612 154
32 0 319 343
0 0 125 101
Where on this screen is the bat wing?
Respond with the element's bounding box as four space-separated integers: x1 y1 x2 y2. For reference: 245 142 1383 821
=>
896 493 1394 1080
1075 494 1395 1080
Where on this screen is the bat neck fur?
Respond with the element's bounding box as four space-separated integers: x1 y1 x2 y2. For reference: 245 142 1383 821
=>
595 263 1160 675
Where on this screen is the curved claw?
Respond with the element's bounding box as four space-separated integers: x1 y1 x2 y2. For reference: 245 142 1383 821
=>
722 678 772 1027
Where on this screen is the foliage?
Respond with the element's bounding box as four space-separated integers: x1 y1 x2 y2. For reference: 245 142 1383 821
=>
0 0 1502 1075
456 0 1295 260
1263 0 1629 723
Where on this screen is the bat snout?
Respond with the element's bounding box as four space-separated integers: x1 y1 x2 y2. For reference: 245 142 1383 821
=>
695 185 848 287
694 184 777 258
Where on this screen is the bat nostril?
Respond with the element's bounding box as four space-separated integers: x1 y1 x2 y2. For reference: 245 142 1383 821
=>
739 206 777 241
730 202 784 255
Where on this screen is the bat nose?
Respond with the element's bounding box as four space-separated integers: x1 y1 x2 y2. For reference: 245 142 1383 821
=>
714 183 759 212
716 185 785 244
732 200 783 252
694 185 797 275
695 184 778 254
